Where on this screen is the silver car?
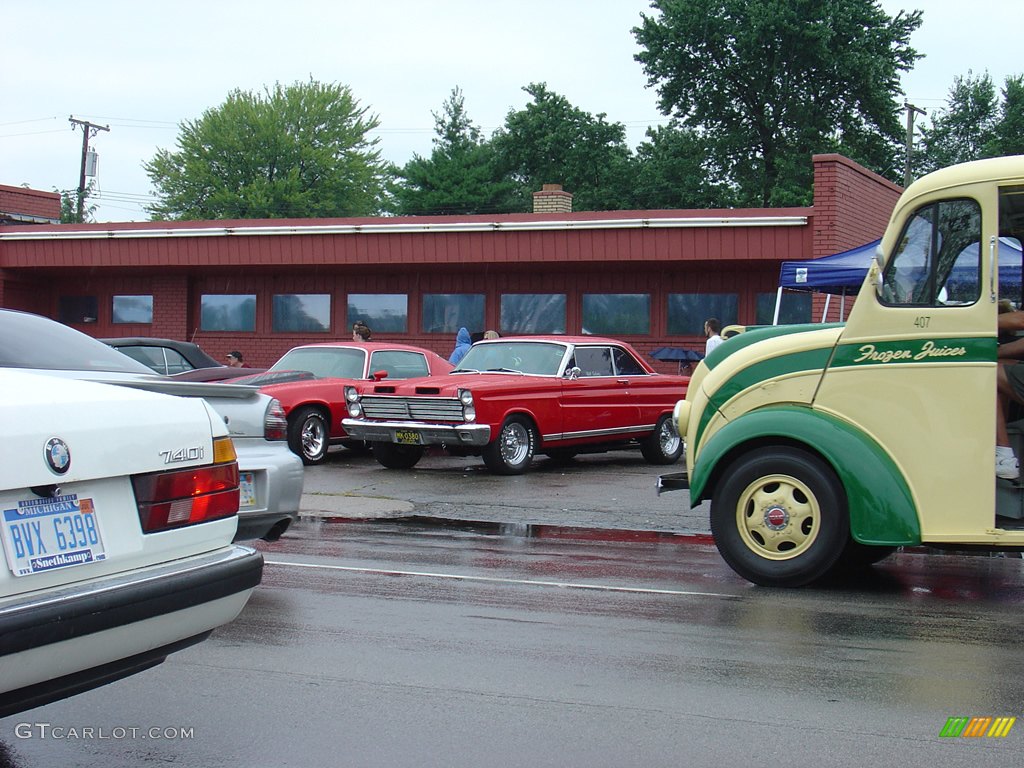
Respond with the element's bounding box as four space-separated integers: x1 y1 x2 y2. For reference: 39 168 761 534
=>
0 310 304 541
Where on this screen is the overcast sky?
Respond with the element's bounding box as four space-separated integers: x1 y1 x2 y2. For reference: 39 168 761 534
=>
2 0 1019 222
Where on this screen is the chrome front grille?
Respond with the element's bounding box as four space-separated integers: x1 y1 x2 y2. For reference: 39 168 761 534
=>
360 395 464 422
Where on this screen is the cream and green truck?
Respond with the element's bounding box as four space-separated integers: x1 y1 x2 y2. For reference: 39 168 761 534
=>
658 156 1024 587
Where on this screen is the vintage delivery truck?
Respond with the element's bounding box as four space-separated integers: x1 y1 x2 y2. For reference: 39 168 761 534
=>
659 155 1024 587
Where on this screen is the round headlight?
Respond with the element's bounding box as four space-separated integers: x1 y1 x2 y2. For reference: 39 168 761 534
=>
345 386 359 403
347 402 362 418
458 389 474 406
463 405 476 422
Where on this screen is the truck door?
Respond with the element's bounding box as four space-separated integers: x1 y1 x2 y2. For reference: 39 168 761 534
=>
819 190 998 543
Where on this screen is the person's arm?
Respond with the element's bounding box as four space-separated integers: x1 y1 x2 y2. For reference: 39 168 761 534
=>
998 310 1024 333
999 337 1024 358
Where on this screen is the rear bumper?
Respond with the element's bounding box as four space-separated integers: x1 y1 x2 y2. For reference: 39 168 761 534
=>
233 438 304 540
342 418 491 447
0 545 263 716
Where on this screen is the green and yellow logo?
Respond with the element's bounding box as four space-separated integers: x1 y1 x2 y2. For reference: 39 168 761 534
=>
940 716 1016 738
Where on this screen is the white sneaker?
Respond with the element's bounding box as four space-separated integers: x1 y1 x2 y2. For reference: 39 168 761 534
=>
997 453 1020 480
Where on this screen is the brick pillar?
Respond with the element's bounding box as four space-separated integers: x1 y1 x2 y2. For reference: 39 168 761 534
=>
532 184 573 214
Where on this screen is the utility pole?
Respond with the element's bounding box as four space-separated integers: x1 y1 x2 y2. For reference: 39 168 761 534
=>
903 101 926 188
69 116 109 222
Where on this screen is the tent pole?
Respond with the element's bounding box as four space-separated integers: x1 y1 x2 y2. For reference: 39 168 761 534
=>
822 294 831 322
840 290 846 320
773 287 783 325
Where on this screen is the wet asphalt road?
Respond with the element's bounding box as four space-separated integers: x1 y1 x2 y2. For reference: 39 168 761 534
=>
4 514 1024 768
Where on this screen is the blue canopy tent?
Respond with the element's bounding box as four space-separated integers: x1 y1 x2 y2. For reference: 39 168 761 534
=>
774 238 1023 323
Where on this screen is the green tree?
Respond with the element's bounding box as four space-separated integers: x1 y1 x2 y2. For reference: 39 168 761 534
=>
990 76 1024 157
56 184 95 223
144 79 390 220
916 72 1000 174
490 83 635 212
631 123 737 209
633 0 922 206
390 88 518 215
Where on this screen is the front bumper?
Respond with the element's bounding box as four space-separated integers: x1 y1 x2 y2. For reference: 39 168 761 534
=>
342 418 491 447
656 469 690 495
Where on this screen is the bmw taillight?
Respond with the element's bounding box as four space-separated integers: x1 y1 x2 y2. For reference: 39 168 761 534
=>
133 436 240 533
265 398 288 441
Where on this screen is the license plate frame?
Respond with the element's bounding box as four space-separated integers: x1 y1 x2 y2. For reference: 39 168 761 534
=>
2 494 106 577
395 429 422 445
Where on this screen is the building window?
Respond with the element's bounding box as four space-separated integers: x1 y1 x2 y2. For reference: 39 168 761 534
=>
58 296 98 324
348 294 408 333
500 294 566 334
273 294 331 332
200 294 256 332
756 292 813 325
667 293 738 335
422 294 485 333
582 293 650 335
112 295 153 324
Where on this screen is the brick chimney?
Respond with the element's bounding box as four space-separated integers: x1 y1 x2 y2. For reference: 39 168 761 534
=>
532 183 573 214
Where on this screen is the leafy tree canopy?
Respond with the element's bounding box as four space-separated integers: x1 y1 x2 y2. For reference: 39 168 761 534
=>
390 87 518 215
490 83 635 211
634 0 922 206
144 79 390 220
631 123 737 209
917 72 1024 174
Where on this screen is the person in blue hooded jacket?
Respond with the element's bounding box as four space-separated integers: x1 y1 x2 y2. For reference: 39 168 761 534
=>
449 327 472 365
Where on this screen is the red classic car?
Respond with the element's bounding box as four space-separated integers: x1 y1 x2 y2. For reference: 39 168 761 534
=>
341 336 689 474
231 342 454 464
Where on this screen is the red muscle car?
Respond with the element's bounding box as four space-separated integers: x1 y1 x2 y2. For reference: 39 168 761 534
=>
233 342 454 464
341 336 689 474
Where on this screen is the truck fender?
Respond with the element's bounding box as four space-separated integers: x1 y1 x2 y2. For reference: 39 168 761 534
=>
691 405 920 546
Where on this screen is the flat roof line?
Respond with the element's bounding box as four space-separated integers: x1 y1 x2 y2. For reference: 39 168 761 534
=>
0 215 808 241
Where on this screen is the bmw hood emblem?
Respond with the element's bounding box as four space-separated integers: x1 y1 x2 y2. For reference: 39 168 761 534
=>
45 437 71 475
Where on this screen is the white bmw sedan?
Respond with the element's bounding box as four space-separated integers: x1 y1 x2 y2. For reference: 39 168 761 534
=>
0 369 262 717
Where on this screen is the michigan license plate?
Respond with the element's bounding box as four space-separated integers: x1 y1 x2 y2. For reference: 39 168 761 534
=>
240 472 256 508
395 429 421 445
2 494 106 577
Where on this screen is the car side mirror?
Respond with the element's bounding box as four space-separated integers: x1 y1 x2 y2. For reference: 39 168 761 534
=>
371 369 389 381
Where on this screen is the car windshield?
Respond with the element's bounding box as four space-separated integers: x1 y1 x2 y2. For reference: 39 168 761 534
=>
269 347 366 379
0 310 155 374
454 341 567 376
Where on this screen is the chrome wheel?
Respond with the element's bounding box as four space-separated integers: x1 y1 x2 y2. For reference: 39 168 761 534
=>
500 422 531 466
640 414 684 464
287 407 330 465
301 416 327 462
482 416 537 474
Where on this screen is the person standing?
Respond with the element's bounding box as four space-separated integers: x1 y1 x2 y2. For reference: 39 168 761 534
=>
704 318 723 355
226 350 247 368
449 327 472 364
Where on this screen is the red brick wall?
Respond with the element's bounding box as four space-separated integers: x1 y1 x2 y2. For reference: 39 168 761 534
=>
0 185 61 223
811 154 902 258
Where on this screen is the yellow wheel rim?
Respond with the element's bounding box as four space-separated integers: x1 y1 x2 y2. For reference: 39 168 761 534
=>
735 472 821 561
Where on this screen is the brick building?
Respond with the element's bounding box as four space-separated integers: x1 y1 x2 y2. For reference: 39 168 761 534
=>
0 154 901 370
